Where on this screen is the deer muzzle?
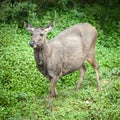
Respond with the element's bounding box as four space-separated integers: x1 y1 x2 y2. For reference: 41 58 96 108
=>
29 40 37 48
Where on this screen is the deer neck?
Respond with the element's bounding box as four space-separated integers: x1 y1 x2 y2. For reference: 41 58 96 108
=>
34 41 51 66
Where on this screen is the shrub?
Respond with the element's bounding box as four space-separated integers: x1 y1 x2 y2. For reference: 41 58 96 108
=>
0 1 36 27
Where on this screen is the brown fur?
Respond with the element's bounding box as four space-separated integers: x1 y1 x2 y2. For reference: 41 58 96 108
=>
24 22 100 110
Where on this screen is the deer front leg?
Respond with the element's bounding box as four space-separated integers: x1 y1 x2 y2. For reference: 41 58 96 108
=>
47 78 58 110
76 65 86 91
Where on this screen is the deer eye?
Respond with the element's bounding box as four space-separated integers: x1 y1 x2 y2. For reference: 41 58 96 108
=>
40 33 44 36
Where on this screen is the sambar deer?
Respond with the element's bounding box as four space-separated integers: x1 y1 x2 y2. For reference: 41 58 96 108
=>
24 22 100 110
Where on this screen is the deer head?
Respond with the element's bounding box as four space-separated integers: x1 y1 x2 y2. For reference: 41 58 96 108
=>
24 22 54 48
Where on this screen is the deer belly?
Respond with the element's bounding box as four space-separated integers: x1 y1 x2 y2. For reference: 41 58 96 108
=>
62 57 85 75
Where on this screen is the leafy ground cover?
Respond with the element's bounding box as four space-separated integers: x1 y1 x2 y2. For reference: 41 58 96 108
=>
0 4 120 120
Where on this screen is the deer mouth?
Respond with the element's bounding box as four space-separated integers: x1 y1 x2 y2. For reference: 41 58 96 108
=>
33 44 37 48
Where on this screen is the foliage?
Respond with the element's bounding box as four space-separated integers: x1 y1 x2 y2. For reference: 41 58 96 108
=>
0 1 36 27
0 0 120 29
0 1 120 120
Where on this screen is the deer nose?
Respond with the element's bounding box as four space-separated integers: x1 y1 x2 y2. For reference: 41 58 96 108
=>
29 40 35 47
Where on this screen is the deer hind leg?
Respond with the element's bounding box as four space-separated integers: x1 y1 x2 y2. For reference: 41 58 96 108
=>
87 56 100 92
76 64 86 91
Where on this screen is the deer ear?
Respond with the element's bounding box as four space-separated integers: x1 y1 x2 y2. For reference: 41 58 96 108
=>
44 22 55 33
24 22 35 32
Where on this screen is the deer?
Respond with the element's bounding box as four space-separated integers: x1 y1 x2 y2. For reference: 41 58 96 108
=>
24 22 100 110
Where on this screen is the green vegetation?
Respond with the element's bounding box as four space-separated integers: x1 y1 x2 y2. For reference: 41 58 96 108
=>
0 1 120 119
